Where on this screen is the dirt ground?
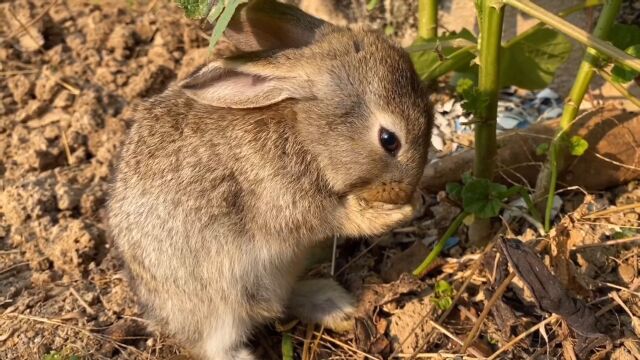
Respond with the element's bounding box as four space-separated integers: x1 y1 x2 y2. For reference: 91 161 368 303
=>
1 1 639 359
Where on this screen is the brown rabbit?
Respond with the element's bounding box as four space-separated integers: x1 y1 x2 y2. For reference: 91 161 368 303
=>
107 0 433 359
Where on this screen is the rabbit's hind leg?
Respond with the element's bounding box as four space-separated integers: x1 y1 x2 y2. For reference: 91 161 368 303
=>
287 278 355 333
197 314 256 360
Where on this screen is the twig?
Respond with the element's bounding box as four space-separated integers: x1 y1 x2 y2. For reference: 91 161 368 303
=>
486 315 558 360
61 130 73 165
312 332 378 360
573 236 640 250
0 262 29 275
600 282 640 297
394 354 478 359
309 326 324 360
593 152 640 171
460 272 517 353
439 228 501 323
583 202 640 219
335 236 386 276
427 320 485 358
0 250 20 256
596 69 640 109
5 8 41 48
69 287 96 316
610 292 635 318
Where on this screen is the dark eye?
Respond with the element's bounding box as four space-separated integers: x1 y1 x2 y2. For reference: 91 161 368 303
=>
379 128 400 155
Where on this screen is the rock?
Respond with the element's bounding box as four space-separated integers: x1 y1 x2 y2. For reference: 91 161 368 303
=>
40 219 104 278
7 75 33 103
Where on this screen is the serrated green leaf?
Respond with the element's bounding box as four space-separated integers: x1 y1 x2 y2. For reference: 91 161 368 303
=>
409 29 477 82
446 182 463 202
455 78 474 95
458 85 489 117
536 142 550 156
569 135 589 156
435 280 454 296
462 178 507 219
175 0 210 19
501 28 573 90
609 23 640 52
461 172 473 185
611 45 640 84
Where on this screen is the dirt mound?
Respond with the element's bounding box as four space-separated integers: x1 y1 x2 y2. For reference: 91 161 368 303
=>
2 1 639 359
0 0 209 357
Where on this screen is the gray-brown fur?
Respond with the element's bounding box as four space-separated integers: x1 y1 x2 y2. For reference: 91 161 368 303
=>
107 0 432 358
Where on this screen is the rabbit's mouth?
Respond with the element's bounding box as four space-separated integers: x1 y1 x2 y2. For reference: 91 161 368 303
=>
353 181 414 205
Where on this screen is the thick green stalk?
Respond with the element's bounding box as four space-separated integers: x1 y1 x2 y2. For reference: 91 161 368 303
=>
543 0 622 231
503 0 604 47
418 0 438 40
469 0 505 245
413 211 467 277
474 0 505 179
503 0 640 73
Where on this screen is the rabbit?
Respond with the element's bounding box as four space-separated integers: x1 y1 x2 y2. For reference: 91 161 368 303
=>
107 0 433 359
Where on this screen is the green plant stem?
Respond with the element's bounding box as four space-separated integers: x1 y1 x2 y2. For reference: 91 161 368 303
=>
413 211 467 277
543 0 622 231
597 69 640 109
503 0 640 73
474 0 504 179
423 46 476 82
418 0 438 40
281 333 294 360
469 0 505 245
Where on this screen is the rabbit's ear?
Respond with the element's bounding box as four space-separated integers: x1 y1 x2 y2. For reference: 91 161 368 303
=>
224 0 328 52
179 61 312 108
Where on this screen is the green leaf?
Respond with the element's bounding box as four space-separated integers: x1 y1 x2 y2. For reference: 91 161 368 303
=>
435 280 454 296
536 143 550 156
455 78 474 95
409 29 477 82
208 0 247 50
456 76 485 116
207 0 225 22
500 28 573 90
175 0 210 19
462 178 507 219
569 135 589 156
367 0 380 11
461 171 473 185
446 182 463 202
384 24 395 36
431 280 454 310
611 45 640 84
609 23 640 53
457 83 489 118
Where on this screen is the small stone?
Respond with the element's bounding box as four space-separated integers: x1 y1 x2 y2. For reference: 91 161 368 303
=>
7 75 33 103
55 183 83 210
618 263 636 284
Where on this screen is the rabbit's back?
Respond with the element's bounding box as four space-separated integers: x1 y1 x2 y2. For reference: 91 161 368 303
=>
108 88 335 339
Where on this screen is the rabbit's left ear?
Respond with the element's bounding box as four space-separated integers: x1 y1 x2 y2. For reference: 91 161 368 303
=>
224 0 329 53
179 60 313 108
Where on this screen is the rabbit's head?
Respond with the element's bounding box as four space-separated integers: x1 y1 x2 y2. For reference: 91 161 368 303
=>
180 0 433 204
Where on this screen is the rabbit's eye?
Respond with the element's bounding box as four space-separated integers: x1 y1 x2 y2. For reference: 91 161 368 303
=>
379 128 400 155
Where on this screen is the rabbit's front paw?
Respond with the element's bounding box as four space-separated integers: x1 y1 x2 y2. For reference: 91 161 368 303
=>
338 194 416 237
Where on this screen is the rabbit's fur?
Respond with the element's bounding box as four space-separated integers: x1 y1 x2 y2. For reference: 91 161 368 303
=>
108 0 433 358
